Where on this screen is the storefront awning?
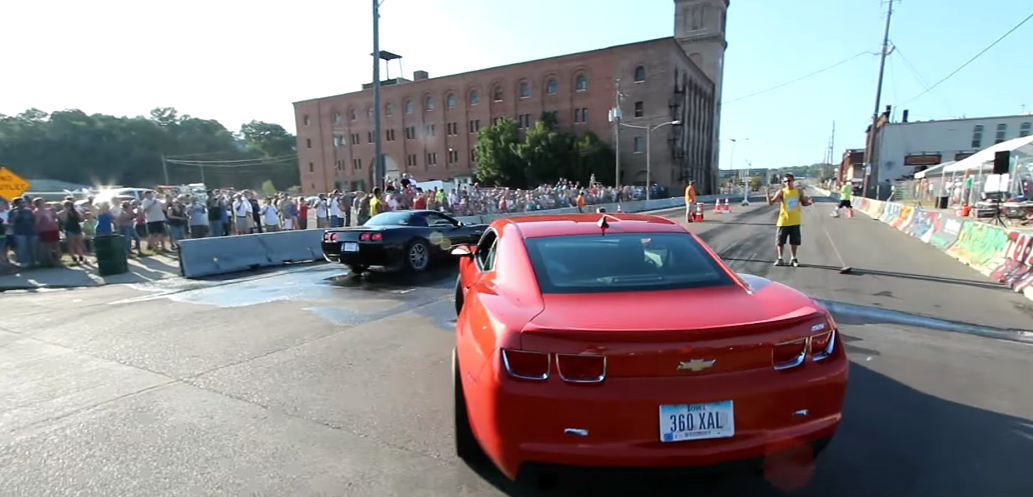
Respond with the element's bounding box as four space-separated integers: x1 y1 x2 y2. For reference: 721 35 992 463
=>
914 161 955 179
943 135 1033 174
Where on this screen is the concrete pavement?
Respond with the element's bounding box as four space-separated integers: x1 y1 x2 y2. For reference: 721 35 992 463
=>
1 198 1031 496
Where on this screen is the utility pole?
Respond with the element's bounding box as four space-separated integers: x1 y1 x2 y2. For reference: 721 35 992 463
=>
863 0 894 197
610 79 623 188
372 0 384 191
160 153 169 185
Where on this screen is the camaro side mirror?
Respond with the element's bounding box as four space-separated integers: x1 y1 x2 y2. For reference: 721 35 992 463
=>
451 245 474 257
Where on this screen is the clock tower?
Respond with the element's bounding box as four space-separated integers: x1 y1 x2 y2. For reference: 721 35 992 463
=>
675 0 728 186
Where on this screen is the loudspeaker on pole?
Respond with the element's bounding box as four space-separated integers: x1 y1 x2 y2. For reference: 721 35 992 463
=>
993 151 1010 175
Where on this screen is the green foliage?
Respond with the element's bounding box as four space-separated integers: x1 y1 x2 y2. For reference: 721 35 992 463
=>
749 176 762 191
0 107 298 190
261 180 277 195
473 116 616 188
473 118 524 186
773 163 835 180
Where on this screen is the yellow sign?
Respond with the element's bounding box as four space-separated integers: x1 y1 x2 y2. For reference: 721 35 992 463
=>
0 167 30 201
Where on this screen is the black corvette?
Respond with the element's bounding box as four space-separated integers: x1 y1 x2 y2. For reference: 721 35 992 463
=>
321 210 487 274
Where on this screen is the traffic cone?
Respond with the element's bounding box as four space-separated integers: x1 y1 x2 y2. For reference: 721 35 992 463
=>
617 204 623 213
713 200 722 215
724 198 732 212
695 202 704 221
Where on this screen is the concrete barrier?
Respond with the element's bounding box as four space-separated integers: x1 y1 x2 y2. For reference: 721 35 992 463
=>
178 229 325 278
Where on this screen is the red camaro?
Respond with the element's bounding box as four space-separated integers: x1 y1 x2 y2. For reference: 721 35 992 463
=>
450 213 848 481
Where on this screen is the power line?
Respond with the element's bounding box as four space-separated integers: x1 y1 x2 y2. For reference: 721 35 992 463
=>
891 43 952 115
721 51 871 105
902 9 1033 105
166 158 298 170
164 154 297 165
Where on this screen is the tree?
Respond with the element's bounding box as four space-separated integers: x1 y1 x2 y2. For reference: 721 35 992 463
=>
572 131 616 186
749 176 763 191
473 118 524 186
0 107 298 190
516 120 575 185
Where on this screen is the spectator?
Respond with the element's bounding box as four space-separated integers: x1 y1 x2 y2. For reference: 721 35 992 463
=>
189 197 208 238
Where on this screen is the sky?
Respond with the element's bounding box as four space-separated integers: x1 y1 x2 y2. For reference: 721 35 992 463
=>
2 0 1031 171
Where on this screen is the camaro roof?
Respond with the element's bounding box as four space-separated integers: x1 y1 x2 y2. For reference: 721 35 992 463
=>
503 214 686 238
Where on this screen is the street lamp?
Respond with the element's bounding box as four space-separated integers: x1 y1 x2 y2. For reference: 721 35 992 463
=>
620 120 681 200
726 137 749 201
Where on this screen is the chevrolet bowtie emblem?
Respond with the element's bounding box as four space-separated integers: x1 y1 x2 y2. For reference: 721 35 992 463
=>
677 359 716 372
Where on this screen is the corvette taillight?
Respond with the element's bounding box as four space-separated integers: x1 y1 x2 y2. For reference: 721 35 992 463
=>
359 232 383 241
501 349 550 380
556 354 606 383
329 233 338 242
772 338 807 370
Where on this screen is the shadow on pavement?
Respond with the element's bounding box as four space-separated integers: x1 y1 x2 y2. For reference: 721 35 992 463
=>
460 363 1033 497
721 258 1008 291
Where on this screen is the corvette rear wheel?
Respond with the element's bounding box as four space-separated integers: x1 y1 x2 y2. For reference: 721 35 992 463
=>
453 348 487 464
406 240 431 272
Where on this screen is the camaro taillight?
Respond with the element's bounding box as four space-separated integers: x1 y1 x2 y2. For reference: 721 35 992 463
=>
556 354 606 383
773 316 838 369
772 338 808 370
359 232 383 241
501 349 550 380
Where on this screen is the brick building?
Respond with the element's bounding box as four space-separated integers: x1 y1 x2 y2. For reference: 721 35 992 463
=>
294 0 728 194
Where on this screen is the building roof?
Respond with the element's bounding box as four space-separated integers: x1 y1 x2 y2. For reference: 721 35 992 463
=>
884 113 1033 127
293 37 690 105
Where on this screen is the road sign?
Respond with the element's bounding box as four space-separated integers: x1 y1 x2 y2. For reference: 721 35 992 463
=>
0 167 31 201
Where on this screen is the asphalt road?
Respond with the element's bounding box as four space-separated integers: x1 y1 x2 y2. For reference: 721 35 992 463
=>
1 194 1032 497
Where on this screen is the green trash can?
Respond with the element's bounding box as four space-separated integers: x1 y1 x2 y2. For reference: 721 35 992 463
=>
94 234 130 276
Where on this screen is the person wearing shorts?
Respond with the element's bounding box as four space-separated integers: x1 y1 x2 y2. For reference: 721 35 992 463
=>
764 174 812 267
684 180 697 223
141 190 168 252
834 182 854 217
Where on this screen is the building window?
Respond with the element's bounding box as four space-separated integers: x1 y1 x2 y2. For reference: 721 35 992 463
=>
349 109 357 121
448 149 459 164
470 90 479 105
368 107 374 120
447 94 457 108
1021 122 1032 137
519 82 530 98
634 66 646 82
471 148 477 163
351 133 360 144
971 125 984 149
575 74 587 91
518 114 531 128
493 86 503 102
634 101 643 117
546 78 558 95
493 117 504 126
468 120 481 133
333 113 342 124
574 108 588 124
385 129 396 141
336 160 343 170
425 97 435 110
405 100 414 114
425 124 436 136
405 126 416 139
352 159 362 170
633 137 644 153
385 103 393 116
426 152 437 165
367 131 373 143
995 123 1007 144
306 138 312 148
334 135 344 147
406 154 416 166
309 162 314 172
447 122 458 136
303 115 310 126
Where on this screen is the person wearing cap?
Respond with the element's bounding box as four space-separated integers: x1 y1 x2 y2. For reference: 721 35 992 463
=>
764 173 812 267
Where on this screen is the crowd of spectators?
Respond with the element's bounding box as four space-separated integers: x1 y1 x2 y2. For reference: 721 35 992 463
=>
0 174 655 271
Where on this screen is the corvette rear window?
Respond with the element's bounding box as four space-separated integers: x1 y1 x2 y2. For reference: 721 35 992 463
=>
523 233 735 294
363 211 411 226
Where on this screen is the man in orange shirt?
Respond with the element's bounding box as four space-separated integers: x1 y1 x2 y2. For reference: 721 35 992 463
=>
684 181 697 222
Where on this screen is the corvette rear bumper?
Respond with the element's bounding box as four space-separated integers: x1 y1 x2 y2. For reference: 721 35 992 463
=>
466 351 848 480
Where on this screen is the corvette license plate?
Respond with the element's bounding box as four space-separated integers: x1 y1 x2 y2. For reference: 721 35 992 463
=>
659 401 734 442
342 242 359 253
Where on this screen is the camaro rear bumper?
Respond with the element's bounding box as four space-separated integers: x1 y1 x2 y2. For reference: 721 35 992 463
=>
463 351 848 480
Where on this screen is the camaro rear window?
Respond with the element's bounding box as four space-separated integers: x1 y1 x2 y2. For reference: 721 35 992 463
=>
523 233 735 293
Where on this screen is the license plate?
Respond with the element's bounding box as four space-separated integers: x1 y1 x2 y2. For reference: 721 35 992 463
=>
342 242 359 253
659 401 735 442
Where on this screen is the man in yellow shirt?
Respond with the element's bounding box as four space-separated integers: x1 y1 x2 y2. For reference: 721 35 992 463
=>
764 174 812 267
368 187 383 217
833 182 854 218
683 181 697 223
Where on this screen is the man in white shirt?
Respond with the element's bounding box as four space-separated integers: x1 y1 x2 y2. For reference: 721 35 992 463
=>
315 194 329 229
232 194 252 235
141 191 168 251
329 192 341 228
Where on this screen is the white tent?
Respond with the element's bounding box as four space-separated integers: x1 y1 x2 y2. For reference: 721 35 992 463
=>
943 135 1033 174
914 161 955 179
